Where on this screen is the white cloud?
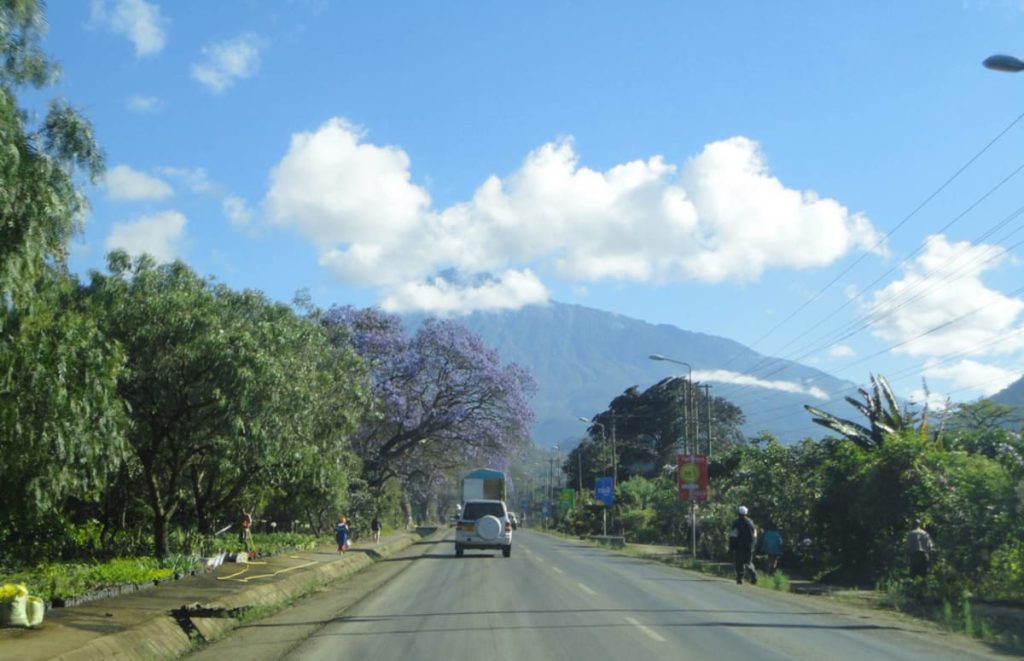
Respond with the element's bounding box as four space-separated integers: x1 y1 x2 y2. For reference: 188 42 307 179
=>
90 0 167 57
191 33 267 93
105 210 186 263
223 195 253 227
379 270 549 315
922 358 1023 397
126 94 162 112
865 235 1024 357
905 388 954 414
267 119 428 256
265 119 883 314
829 344 855 358
158 167 217 195
696 369 829 400
105 165 173 201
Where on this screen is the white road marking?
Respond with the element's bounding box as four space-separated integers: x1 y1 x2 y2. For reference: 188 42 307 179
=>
625 616 667 642
576 582 597 595
549 566 563 574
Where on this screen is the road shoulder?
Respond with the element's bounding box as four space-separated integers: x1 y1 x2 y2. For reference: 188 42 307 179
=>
184 530 452 660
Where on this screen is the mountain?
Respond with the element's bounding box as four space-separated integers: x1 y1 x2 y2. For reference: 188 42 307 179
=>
991 376 1024 409
420 301 862 448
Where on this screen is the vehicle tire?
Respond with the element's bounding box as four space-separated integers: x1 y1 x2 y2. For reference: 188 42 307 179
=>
455 544 464 557
502 545 511 558
476 515 501 541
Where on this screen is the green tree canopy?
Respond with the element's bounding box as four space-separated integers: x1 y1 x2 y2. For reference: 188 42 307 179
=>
0 0 119 563
87 253 367 556
0 0 102 300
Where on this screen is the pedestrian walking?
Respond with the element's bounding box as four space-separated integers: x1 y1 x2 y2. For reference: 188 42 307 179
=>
762 523 783 576
238 510 254 554
335 517 350 553
729 506 758 585
905 519 935 579
371 513 382 544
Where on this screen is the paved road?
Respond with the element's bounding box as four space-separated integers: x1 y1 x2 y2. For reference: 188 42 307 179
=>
271 530 1001 661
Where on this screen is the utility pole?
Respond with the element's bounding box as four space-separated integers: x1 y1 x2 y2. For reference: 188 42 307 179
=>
610 416 618 489
577 445 583 492
691 379 699 456
681 385 690 455
702 383 713 458
547 452 554 529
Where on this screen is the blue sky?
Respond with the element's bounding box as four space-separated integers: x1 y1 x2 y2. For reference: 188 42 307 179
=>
38 0 1024 409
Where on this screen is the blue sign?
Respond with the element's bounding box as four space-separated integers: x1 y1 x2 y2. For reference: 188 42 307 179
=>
595 477 614 506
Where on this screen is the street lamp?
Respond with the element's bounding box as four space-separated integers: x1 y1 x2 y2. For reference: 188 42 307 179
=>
983 54 1024 73
571 418 590 491
579 416 613 537
578 417 615 489
649 353 702 560
648 354 696 454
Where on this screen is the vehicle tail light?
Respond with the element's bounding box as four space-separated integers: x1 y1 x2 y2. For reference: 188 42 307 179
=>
504 521 512 532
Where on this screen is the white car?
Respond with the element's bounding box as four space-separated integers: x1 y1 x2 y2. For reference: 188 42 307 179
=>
454 499 513 558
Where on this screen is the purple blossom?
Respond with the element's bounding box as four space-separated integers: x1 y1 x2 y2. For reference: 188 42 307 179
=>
324 306 535 487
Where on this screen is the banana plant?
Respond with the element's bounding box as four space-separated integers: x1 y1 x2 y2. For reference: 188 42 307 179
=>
804 374 912 449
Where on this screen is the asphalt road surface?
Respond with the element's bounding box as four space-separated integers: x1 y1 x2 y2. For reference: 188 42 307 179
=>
194 530 1006 660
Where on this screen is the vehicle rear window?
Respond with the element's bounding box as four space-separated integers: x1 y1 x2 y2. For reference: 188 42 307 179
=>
462 502 505 520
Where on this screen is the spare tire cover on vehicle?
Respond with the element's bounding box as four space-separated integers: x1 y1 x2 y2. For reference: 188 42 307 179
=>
476 515 502 541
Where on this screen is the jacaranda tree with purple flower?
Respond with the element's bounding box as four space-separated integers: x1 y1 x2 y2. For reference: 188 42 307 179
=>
324 306 535 490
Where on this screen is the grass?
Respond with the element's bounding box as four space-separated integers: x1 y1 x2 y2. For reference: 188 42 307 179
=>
865 577 1024 654
0 532 322 603
766 571 791 592
0 556 181 602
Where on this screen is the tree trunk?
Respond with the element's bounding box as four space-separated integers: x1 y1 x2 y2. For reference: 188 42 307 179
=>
153 510 170 559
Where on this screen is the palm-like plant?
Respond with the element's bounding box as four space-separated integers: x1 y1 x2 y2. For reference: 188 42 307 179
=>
805 374 915 449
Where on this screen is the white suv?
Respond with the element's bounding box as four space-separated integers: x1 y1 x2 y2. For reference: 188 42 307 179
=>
454 499 513 558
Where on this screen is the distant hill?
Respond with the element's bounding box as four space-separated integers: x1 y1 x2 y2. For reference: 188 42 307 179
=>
410 301 862 447
991 375 1024 409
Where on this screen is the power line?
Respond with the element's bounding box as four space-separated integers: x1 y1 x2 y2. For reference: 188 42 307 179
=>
713 175 1024 404
716 108 1024 375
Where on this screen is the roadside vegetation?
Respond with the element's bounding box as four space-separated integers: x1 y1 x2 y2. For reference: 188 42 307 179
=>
545 378 1024 650
0 0 532 603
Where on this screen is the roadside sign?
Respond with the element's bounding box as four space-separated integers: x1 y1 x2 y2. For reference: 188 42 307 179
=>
595 476 614 506
677 455 708 501
558 488 576 511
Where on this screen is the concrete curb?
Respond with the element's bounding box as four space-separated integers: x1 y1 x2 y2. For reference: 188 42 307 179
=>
47 534 421 661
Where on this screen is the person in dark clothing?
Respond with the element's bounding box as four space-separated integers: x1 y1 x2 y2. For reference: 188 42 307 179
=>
729 506 758 585
371 514 382 544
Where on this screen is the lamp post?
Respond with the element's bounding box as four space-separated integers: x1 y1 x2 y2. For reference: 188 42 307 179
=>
578 416 615 488
983 54 1024 73
649 353 700 558
579 416 612 536
548 442 560 528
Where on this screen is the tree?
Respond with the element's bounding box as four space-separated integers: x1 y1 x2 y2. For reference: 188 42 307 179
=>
0 270 127 560
569 377 745 487
946 399 1020 432
805 374 921 450
323 306 535 491
88 253 368 556
182 289 367 535
0 0 119 562
0 0 102 299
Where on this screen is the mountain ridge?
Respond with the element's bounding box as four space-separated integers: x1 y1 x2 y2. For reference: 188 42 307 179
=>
408 301 861 447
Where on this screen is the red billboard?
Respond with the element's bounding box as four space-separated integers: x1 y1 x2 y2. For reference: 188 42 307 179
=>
677 454 708 502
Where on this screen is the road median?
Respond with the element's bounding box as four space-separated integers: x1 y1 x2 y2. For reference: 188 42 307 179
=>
0 529 436 661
